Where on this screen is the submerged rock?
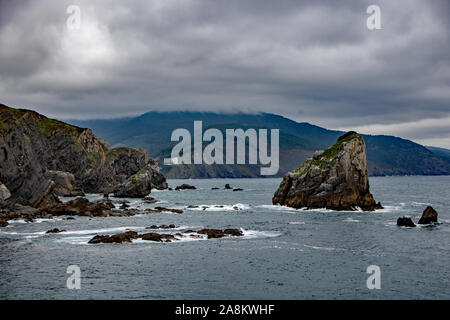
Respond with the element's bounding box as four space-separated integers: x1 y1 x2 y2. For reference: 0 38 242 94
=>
146 224 177 229
142 196 158 204
272 132 382 211
0 220 8 227
88 231 139 244
153 207 183 214
175 184 196 190
0 202 42 222
41 197 115 217
397 217 416 227
141 233 175 242
46 228 66 233
197 228 244 239
418 206 438 224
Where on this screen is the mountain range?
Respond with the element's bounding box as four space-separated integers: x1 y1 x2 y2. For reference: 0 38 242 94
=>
68 112 450 178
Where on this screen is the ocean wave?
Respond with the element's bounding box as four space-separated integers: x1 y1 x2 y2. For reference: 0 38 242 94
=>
0 230 46 236
7 218 58 224
303 244 345 251
411 202 432 206
60 226 147 235
289 221 306 225
258 204 300 211
377 205 404 212
343 218 360 223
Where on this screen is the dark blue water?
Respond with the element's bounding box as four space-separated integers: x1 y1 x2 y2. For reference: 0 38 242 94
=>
1 176 449 299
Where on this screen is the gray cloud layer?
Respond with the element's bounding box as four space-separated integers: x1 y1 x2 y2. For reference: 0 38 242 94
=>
0 0 449 147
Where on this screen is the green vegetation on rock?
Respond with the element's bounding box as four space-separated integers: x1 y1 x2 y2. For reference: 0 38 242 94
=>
294 132 360 175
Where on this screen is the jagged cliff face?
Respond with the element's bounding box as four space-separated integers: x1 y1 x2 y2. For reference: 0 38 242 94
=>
272 132 382 211
0 104 167 206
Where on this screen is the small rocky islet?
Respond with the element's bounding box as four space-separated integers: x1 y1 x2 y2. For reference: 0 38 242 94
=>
87 228 244 244
273 131 382 211
397 206 439 228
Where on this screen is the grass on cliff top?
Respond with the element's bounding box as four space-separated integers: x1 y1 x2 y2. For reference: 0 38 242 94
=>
293 132 362 174
0 104 84 137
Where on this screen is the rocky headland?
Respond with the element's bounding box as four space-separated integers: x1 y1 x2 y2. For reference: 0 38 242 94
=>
272 131 382 211
0 104 168 221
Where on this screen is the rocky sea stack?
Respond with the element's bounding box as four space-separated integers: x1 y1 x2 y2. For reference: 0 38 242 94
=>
0 104 168 211
273 131 382 211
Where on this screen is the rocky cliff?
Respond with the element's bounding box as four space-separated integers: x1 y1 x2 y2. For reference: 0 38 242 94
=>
272 132 382 211
0 104 167 207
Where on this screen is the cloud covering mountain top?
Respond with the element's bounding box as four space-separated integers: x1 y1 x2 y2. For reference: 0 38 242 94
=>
0 0 449 147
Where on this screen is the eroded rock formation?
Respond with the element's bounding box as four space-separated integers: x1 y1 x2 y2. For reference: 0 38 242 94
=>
0 104 168 209
273 131 382 211
397 217 416 227
418 206 438 224
87 228 244 244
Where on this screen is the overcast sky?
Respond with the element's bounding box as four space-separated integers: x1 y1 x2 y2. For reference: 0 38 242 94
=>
0 0 449 147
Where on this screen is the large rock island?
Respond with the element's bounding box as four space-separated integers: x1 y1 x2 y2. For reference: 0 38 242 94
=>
273 131 382 211
0 104 168 211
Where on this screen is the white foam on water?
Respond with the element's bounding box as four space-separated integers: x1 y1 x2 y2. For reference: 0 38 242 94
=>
56 236 92 245
60 226 146 235
260 205 365 214
411 202 431 206
384 221 399 226
0 230 46 236
378 205 404 212
7 218 57 224
186 203 250 211
289 221 306 225
303 244 344 251
344 218 360 223
241 229 281 239
258 205 300 211
144 225 202 231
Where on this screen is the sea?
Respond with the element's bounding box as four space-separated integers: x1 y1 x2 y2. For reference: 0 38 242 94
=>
1 176 449 299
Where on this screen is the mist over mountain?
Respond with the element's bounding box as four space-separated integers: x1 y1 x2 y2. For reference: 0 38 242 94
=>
69 112 450 178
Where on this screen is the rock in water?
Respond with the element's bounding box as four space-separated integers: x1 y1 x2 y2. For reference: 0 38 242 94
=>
272 131 382 211
46 228 66 233
397 217 416 227
418 206 438 224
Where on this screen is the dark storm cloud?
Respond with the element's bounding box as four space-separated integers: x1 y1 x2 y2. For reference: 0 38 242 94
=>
0 0 449 147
